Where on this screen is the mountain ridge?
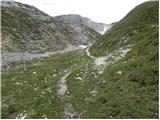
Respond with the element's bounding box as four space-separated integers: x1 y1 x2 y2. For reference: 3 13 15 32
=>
54 14 113 34
1 0 101 54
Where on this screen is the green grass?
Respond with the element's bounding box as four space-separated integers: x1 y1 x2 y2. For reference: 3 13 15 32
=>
1 50 91 118
2 39 159 119
65 1 159 118
90 1 159 57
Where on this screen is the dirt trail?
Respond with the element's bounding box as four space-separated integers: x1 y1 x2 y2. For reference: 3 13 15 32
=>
57 70 79 118
85 45 107 66
57 71 72 98
57 66 85 118
85 44 96 59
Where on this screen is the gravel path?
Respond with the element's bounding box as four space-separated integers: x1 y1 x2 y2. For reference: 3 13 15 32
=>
1 46 84 67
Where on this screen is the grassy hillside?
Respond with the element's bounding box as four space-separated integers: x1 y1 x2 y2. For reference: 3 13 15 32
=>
90 1 158 56
86 1 159 118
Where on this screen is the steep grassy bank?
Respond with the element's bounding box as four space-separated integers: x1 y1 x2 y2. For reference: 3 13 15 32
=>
83 1 159 118
90 1 158 57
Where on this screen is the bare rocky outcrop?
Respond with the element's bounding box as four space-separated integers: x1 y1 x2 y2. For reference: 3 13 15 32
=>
1 0 100 54
54 14 113 34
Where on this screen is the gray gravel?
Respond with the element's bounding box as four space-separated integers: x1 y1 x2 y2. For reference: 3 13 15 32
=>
1 46 84 67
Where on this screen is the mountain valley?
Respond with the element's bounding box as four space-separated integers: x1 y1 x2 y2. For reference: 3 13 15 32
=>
1 0 159 119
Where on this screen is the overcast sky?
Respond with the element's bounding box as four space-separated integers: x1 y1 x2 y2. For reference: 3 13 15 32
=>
14 0 148 23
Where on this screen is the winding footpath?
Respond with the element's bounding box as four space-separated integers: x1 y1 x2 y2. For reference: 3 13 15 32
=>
57 44 97 98
56 43 118 99
57 43 132 118
85 45 96 59
85 44 107 66
56 44 95 118
57 71 72 98
57 44 94 98
57 70 80 118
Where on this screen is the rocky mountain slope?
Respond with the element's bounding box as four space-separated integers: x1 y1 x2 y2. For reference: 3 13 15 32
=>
1 0 100 54
54 14 113 34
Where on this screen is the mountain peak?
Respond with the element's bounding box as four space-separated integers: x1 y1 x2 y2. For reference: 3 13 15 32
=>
54 14 113 34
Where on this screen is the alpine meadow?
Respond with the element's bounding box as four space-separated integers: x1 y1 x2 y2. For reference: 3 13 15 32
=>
1 0 159 119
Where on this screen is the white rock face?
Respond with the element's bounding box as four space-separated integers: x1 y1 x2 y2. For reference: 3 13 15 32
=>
98 24 113 35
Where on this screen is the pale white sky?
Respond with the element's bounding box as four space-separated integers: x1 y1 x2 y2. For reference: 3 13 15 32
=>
14 0 148 23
